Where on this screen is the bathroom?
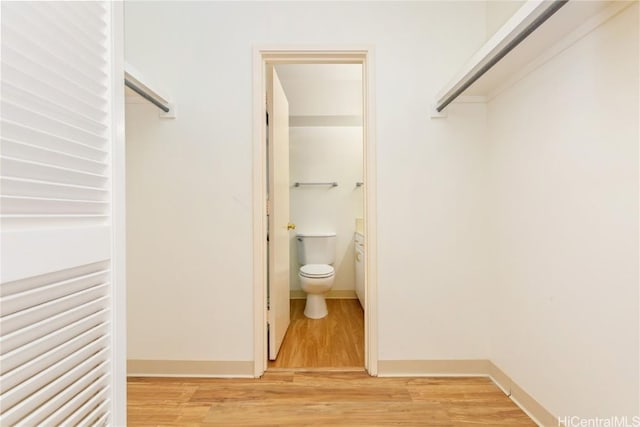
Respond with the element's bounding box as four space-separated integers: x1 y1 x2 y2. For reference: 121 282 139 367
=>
267 64 365 369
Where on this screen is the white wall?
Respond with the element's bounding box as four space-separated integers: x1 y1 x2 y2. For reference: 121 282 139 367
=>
485 1 525 39
125 1 489 363
289 126 363 292
487 3 639 419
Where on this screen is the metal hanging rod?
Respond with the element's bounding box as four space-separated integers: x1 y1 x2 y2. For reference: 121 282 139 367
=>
125 77 170 113
435 0 568 113
294 182 338 188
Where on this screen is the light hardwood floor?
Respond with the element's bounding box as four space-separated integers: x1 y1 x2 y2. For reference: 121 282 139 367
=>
268 299 364 369
127 372 536 426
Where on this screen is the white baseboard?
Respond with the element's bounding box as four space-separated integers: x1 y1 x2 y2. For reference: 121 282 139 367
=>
378 359 557 426
127 359 254 378
488 361 559 427
378 359 490 376
290 289 357 300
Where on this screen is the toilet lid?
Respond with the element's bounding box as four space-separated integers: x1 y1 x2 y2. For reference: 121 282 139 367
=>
300 264 334 278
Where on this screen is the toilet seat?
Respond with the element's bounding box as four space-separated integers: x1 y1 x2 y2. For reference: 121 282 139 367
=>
299 264 334 278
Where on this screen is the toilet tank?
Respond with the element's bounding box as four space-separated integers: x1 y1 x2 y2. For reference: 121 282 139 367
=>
296 233 336 265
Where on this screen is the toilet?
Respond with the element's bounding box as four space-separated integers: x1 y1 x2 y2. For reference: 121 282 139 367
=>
296 232 336 319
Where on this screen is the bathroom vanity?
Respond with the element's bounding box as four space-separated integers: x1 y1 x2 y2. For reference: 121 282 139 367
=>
354 231 365 309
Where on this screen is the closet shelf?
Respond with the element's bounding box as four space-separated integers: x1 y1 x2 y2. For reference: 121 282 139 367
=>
434 0 621 113
124 62 175 118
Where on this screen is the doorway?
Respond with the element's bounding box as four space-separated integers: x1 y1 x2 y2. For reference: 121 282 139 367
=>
252 49 378 377
269 63 364 369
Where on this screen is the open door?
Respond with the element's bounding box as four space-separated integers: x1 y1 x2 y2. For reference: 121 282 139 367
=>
267 66 292 360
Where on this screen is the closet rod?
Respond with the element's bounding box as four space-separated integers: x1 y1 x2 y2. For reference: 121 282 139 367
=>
125 78 170 113
436 0 568 112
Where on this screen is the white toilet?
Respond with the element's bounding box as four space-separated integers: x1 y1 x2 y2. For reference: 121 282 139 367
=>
296 232 336 319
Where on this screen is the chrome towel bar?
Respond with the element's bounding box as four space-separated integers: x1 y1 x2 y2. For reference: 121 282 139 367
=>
294 182 338 188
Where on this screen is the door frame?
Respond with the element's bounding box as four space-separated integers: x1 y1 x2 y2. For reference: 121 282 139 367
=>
252 47 378 377
109 1 127 422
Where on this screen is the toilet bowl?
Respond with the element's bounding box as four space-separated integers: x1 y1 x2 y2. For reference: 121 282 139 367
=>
296 232 337 319
299 264 335 319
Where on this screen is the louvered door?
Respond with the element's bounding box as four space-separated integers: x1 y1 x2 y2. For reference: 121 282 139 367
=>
0 2 124 425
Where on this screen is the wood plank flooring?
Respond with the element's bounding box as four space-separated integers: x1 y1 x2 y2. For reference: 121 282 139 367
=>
127 372 536 426
268 299 364 369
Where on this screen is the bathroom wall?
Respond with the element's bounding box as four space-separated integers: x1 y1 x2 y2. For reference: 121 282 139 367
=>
125 1 490 365
288 125 363 293
487 3 639 419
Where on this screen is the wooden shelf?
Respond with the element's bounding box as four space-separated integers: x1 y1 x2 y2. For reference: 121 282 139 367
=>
435 0 623 112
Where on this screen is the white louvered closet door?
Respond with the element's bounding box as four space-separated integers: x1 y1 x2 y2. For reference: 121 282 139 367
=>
0 2 125 426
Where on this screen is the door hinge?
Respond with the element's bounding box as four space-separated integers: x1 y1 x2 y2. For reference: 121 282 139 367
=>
266 199 271 216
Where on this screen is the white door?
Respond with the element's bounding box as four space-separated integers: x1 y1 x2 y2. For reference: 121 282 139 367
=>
0 2 125 424
267 66 291 360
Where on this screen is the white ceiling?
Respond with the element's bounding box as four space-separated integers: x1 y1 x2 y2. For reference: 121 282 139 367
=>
275 64 363 118
275 64 362 82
